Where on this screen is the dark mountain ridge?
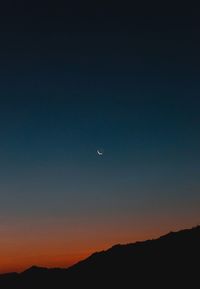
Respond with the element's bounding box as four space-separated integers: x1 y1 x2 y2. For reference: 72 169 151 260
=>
0 225 199 288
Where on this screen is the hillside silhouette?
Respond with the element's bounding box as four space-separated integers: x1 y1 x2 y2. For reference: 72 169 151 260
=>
0 226 199 288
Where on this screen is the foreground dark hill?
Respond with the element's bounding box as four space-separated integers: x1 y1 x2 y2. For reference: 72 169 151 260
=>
0 226 200 288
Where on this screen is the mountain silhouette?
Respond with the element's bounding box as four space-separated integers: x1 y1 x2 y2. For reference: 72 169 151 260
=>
0 226 199 288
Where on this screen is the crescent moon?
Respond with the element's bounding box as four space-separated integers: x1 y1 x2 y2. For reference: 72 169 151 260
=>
97 150 103 155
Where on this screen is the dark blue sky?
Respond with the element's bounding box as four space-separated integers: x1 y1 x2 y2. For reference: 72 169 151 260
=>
0 1 200 272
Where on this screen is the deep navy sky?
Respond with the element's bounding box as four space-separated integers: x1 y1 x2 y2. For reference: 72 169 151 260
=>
0 1 200 272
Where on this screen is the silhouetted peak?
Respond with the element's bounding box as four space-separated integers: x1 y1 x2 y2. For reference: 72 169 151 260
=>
23 266 48 275
158 225 200 241
0 225 200 288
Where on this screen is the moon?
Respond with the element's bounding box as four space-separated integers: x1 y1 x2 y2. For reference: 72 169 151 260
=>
97 149 104 156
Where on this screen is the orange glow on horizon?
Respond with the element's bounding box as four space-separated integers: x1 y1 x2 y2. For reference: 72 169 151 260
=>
0 214 199 274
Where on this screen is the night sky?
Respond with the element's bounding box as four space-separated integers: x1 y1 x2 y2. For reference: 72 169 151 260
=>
0 1 200 272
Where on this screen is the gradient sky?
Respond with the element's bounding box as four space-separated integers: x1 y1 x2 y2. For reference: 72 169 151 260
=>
0 1 200 273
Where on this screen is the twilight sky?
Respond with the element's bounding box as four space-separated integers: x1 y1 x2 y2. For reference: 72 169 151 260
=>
0 1 200 273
